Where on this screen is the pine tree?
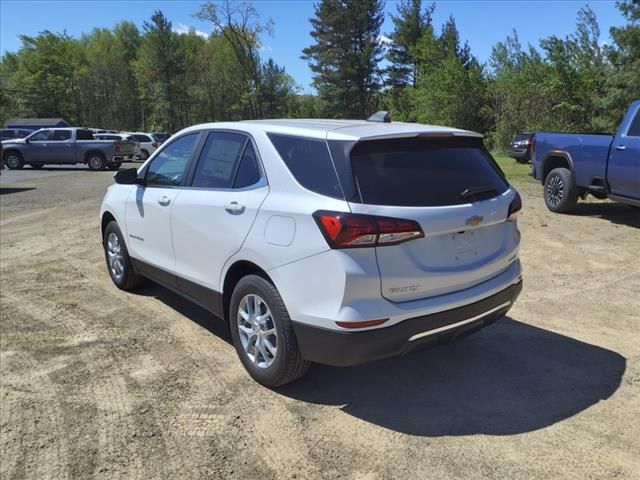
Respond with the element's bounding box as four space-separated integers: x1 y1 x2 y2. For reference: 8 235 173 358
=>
386 0 435 88
302 0 384 118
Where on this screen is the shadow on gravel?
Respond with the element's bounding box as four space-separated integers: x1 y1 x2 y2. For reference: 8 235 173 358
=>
0 187 36 195
571 202 640 228
278 318 625 436
135 284 232 344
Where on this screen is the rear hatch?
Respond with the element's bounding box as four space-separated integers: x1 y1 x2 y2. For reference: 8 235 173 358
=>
347 136 520 303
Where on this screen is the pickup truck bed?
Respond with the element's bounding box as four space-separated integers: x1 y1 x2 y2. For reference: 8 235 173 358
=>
531 100 640 213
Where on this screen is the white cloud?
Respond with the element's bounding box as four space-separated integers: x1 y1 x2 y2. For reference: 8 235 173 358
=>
173 23 209 39
260 44 273 53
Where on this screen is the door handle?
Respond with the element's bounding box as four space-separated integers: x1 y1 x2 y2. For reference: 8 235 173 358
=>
615 144 626 151
225 201 245 215
158 196 171 206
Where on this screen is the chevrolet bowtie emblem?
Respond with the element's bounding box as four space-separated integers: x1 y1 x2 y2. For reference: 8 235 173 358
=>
465 215 484 226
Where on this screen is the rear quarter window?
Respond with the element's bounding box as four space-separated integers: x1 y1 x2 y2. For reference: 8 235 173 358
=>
350 137 508 207
268 133 343 199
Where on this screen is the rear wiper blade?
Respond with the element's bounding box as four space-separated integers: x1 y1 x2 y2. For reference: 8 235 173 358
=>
460 186 498 200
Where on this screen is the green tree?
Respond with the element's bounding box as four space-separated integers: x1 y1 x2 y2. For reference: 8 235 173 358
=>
596 0 640 130
302 0 385 118
410 16 488 132
386 0 435 88
136 10 181 131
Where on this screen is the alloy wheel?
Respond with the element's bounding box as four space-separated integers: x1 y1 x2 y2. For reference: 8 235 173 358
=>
546 174 564 208
106 232 125 282
237 294 278 368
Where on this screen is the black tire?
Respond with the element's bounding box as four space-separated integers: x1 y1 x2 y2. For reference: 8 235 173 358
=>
87 152 107 171
229 275 310 387
31 163 44 169
4 152 24 170
103 221 145 290
107 162 122 171
516 157 529 164
544 167 579 213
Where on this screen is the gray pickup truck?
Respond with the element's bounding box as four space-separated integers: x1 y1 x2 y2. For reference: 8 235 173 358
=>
1 127 137 171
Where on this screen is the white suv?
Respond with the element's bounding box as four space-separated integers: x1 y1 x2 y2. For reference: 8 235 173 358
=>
100 117 522 386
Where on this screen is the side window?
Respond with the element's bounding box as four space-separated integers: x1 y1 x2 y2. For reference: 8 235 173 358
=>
76 129 95 140
191 132 247 189
51 130 72 141
268 134 343 199
233 142 261 188
627 111 640 137
145 133 199 187
29 130 50 141
134 134 151 143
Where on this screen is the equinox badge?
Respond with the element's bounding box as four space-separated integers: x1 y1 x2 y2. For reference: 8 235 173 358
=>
465 215 484 226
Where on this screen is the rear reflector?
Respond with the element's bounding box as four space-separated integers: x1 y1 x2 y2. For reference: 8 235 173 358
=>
313 211 424 249
507 191 522 220
335 318 388 329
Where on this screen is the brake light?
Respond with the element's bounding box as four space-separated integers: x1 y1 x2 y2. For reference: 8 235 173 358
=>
114 141 120 153
507 191 522 220
152 142 159 148
313 211 424 249
528 136 536 154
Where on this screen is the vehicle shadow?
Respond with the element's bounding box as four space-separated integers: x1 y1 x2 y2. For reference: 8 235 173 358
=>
571 202 640 228
134 283 232 344
278 317 625 436
0 187 36 195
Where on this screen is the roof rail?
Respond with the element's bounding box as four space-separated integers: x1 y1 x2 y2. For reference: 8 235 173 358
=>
366 111 391 123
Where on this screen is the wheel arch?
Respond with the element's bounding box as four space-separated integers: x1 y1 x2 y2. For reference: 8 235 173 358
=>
101 211 117 241
542 152 573 182
222 260 273 324
3 148 23 160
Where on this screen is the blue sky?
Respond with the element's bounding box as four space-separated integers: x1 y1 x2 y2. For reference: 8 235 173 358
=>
0 1 625 92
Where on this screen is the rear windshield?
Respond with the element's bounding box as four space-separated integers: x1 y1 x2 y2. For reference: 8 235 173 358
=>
350 137 508 207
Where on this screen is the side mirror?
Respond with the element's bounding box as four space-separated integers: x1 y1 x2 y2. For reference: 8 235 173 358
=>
114 168 144 186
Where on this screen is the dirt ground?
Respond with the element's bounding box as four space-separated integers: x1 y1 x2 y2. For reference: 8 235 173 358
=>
1 166 639 480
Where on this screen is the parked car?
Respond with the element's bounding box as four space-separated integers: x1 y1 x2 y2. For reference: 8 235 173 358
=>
152 132 171 144
100 115 523 386
2 127 137 170
125 132 159 160
532 100 640 213
1 128 34 142
95 133 142 160
508 132 535 163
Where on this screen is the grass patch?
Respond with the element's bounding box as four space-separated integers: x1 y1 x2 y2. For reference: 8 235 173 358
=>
492 154 534 185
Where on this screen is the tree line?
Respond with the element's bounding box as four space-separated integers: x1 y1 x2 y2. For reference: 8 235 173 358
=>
0 0 638 149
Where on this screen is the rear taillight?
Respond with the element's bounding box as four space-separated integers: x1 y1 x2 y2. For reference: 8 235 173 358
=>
313 211 424 249
507 191 522 221
114 141 120 153
152 142 159 148
528 136 536 154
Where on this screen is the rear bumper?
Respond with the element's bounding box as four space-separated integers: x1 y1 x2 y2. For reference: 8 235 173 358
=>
508 149 530 160
292 280 522 367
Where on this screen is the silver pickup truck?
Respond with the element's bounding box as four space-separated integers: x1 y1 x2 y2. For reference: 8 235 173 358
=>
1 127 137 171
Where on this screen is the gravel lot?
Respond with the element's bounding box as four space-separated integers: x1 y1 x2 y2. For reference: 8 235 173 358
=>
1 165 639 479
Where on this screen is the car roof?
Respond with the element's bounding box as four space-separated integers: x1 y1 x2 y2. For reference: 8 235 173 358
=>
180 119 482 141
